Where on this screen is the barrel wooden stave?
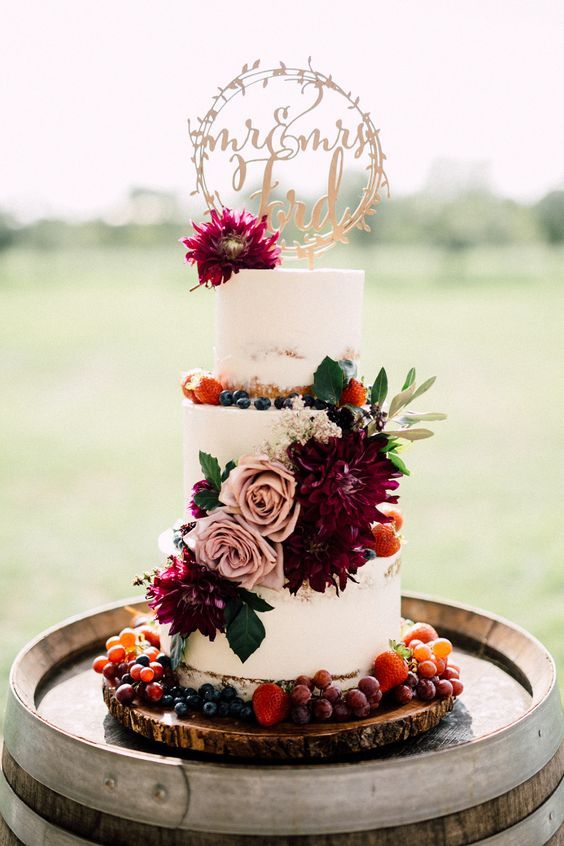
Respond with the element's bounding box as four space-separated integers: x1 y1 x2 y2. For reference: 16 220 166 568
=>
1 744 563 845
2 595 563 843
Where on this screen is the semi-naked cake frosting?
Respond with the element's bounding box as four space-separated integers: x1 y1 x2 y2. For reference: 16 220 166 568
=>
159 266 402 694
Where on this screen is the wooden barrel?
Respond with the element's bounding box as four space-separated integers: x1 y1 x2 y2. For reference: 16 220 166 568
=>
1 594 562 845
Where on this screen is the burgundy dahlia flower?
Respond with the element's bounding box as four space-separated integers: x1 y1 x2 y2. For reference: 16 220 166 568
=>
146 550 238 640
288 429 401 537
283 520 373 594
189 478 213 519
180 208 281 288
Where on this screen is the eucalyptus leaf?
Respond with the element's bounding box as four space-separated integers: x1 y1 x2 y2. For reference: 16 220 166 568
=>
409 376 437 404
199 451 222 490
388 452 411 475
169 633 187 670
221 459 237 483
384 428 435 441
388 382 417 419
371 367 388 405
313 356 345 404
238 588 274 613
225 603 266 663
193 488 221 511
401 367 416 391
338 359 358 382
393 411 447 425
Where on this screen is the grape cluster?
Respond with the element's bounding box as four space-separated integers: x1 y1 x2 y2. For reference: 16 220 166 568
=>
289 670 383 725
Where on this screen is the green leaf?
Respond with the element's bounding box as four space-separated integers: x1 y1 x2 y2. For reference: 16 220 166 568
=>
409 376 437 404
224 598 242 628
225 603 267 663
238 588 274 613
338 358 358 382
379 438 400 453
313 356 346 404
388 452 411 475
394 411 447 426
388 383 417 419
194 489 221 511
385 428 435 441
221 459 237 483
371 367 388 405
401 367 416 391
169 633 187 670
199 451 222 490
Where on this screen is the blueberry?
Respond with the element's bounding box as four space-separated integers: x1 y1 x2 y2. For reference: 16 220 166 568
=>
218 701 230 717
236 397 251 409
221 686 237 701
120 673 133 686
169 686 182 698
364 548 377 560
231 696 244 707
173 697 186 707
186 693 203 710
283 397 293 408
198 683 214 698
240 704 254 721
303 394 315 408
313 398 327 410
174 701 189 718
136 655 150 667
288 392 299 399
203 701 218 717
219 390 234 406
254 396 271 410
229 701 244 717
182 686 197 698
161 695 174 709
204 689 221 703
156 654 172 668
274 396 286 409
233 390 249 402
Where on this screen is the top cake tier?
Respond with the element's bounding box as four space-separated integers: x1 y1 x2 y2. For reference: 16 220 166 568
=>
213 268 364 397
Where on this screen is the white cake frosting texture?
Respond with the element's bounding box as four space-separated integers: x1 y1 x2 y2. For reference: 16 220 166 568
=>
214 268 364 394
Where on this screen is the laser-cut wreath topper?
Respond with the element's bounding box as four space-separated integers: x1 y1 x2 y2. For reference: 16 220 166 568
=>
188 58 389 267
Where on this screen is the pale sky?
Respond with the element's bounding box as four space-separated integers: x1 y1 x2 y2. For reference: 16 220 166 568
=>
2 0 564 220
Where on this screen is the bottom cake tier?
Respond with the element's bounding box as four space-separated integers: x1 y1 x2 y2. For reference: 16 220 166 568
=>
159 529 401 696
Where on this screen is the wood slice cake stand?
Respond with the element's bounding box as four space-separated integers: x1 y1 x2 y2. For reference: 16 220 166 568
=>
1 593 562 846
103 678 454 759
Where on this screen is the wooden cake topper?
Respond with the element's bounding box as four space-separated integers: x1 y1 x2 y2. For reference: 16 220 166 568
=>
188 58 389 267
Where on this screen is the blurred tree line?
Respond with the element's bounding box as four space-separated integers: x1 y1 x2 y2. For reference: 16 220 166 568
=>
1 185 564 253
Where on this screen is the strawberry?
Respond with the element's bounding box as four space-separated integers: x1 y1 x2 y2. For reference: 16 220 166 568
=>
373 642 410 693
252 683 291 727
339 378 367 407
379 505 404 531
194 375 223 405
370 523 401 557
180 368 204 402
402 621 439 646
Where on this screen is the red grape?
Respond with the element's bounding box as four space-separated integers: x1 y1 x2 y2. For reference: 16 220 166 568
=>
107 644 126 664
451 679 464 696
332 700 351 721
115 683 135 705
140 667 155 683
417 660 438 679
312 698 333 721
323 684 342 703
369 690 383 712
102 663 118 681
443 667 460 681
129 663 143 681
295 675 314 690
416 679 436 701
358 676 380 697
291 684 312 705
92 655 109 673
406 671 418 689
344 688 368 710
149 662 164 681
145 682 164 702
436 679 454 699
291 705 311 725
313 669 332 690
393 684 414 705
353 703 371 719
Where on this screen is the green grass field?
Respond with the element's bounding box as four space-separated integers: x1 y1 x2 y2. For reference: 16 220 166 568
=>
1 243 563 728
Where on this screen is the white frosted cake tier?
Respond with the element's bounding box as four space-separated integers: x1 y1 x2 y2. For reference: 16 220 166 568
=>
214 268 364 395
182 400 316 513
159 546 401 696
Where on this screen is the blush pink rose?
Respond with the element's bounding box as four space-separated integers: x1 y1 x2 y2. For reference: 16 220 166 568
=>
219 454 300 542
185 510 284 591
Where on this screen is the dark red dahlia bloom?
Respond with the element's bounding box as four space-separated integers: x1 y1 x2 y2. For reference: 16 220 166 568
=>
288 430 401 537
146 550 238 640
189 479 213 519
283 520 373 594
180 208 281 288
